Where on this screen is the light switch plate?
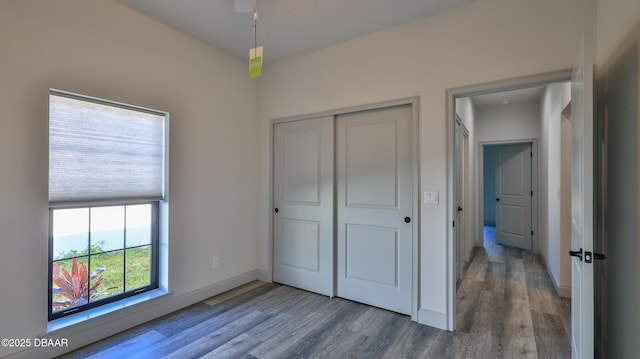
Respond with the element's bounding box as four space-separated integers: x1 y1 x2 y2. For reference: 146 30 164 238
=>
423 191 439 204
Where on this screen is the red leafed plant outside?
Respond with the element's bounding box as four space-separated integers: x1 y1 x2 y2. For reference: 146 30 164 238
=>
52 258 116 311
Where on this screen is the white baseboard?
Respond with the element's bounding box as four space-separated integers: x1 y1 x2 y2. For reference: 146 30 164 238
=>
257 269 271 282
7 270 265 359
417 308 448 331
539 254 572 299
557 284 572 298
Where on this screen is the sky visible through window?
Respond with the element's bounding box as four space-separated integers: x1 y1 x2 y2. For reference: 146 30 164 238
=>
53 205 151 259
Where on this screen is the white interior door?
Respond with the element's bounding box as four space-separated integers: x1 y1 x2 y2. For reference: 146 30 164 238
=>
454 119 463 281
462 130 470 264
570 31 595 359
273 117 334 296
336 105 413 315
495 143 532 251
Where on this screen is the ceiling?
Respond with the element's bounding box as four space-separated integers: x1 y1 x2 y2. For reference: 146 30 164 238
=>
471 86 547 108
115 0 477 65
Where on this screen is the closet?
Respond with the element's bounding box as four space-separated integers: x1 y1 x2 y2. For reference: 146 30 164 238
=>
273 104 415 315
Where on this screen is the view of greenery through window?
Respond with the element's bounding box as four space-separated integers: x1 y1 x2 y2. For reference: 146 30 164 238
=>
51 204 154 313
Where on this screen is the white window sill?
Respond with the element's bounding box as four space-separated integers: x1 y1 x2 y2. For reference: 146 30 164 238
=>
47 289 170 333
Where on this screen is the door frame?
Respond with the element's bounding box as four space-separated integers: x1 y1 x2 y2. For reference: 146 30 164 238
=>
446 69 572 330
268 97 420 321
478 140 538 252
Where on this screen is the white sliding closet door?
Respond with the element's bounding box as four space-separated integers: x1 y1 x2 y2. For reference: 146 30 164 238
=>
336 105 413 315
273 117 334 296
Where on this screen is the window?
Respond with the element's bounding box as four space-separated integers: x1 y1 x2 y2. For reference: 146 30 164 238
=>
48 90 167 321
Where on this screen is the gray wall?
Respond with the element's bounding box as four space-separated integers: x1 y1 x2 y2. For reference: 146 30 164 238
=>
599 36 639 359
595 0 640 356
483 146 496 226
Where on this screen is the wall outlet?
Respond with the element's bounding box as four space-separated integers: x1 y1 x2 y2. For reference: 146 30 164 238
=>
212 256 219 268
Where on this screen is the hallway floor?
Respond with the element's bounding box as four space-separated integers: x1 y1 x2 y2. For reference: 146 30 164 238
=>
455 226 571 358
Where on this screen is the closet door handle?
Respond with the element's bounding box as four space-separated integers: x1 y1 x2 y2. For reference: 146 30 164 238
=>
404 217 411 223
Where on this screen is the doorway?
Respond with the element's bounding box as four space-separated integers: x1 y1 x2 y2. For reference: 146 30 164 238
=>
446 70 573 330
483 142 534 251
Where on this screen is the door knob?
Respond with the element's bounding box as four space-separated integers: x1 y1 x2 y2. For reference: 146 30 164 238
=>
274 208 279 213
457 206 463 211
495 198 500 202
404 217 411 223
569 248 583 261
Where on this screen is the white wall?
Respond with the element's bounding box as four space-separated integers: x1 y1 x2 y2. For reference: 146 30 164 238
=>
257 0 592 329
475 101 541 143
539 82 571 297
0 1 258 357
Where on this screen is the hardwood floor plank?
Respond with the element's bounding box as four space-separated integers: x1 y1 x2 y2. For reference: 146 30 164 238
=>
349 313 407 359
204 280 267 306
80 330 166 359
258 287 316 315
347 306 379 332
121 287 283 359
277 301 369 359
307 328 368 359
456 279 486 333
237 354 258 359
379 321 436 359
161 310 270 359
485 261 507 294
530 309 571 359
57 326 157 358
465 258 489 282
522 252 561 317
464 290 504 359
151 283 279 337
502 296 538 358
422 330 469 359
198 333 262 359
247 311 328 358
554 295 572 335
506 246 524 258
241 312 294 341
505 257 528 299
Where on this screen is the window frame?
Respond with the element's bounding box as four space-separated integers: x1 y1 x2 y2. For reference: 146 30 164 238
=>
47 89 168 322
48 202 160 321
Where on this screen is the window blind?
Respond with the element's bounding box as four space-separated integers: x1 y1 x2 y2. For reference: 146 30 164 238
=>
49 91 165 203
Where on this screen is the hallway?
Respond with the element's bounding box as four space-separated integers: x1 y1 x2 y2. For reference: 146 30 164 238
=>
455 226 571 358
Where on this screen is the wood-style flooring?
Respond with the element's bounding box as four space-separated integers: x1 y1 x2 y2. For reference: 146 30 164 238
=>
59 227 570 358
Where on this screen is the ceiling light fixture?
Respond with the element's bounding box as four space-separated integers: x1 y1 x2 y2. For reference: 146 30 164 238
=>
234 0 263 78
